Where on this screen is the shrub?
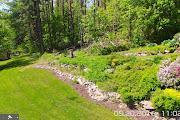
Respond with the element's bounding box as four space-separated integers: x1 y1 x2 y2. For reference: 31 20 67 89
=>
132 36 147 47
153 56 163 64
108 56 122 67
127 45 175 56
114 58 161 104
146 43 158 47
161 39 179 48
158 58 180 89
162 39 172 45
97 80 119 92
151 89 180 112
86 70 108 82
31 52 41 58
173 33 180 41
58 51 110 82
87 40 130 55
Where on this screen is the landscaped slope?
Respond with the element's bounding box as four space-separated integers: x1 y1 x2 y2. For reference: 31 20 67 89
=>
44 45 179 105
0 57 126 120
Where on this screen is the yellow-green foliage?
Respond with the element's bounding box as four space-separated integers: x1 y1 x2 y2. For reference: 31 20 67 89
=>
111 58 119 67
164 89 180 99
152 89 180 112
112 57 161 104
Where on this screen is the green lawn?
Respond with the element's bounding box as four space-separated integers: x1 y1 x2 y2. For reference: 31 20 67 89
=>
0 57 127 120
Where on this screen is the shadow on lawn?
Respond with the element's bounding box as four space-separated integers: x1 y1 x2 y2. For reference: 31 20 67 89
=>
0 57 37 71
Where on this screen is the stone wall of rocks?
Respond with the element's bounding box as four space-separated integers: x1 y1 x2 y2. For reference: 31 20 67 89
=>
124 48 179 57
35 65 120 102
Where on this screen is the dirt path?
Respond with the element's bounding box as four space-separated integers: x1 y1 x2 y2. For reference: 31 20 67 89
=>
34 64 167 120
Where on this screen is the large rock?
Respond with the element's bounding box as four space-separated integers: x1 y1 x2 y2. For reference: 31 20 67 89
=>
140 101 154 110
105 68 115 74
175 47 180 53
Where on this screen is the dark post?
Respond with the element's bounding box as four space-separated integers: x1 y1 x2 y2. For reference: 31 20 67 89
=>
69 48 74 58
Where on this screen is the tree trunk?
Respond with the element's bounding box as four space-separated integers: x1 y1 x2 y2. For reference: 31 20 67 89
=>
103 0 106 10
62 0 66 32
33 0 44 53
68 0 74 45
128 8 132 41
84 0 86 15
51 0 54 14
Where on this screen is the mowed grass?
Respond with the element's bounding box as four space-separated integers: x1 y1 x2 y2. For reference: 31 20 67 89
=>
0 57 127 120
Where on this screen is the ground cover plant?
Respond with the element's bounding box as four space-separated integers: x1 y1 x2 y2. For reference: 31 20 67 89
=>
152 89 180 112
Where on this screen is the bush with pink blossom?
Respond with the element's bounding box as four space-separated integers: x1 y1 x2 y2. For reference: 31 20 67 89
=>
158 57 180 89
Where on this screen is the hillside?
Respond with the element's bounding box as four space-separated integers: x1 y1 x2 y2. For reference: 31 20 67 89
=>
38 43 179 119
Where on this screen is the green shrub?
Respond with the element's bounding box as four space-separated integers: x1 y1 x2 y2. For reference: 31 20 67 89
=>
99 47 112 55
151 89 180 112
86 70 108 82
98 80 119 92
31 52 41 58
161 39 179 48
127 45 174 55
118 70 160 104
132 36 147 47
87 40 130 55
112 57 161 104
173 33 180 41
146 43 158 47
58 51 110 82
153 56 163 64
94 45 129 55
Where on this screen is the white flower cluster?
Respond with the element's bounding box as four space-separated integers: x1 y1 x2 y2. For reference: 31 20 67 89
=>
158 58 180 89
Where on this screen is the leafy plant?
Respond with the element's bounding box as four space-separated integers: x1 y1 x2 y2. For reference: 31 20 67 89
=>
151 89 180 112
87 40 130 55
161 39 179 48
158 58 180 89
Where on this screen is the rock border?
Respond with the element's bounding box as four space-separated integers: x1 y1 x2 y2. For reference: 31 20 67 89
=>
35 64 120 102
35 64 168 120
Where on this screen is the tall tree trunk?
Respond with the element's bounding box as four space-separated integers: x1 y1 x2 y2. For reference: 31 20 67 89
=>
51 0 54 14
33 0 44 53
103 0 106 10
84 0 86 15
51 0 55 49
68 0 74 45
128 8 132 41
45 1 53 51
93 0 96 35
79 0 85 45
80 0 84 15
94 0 96 24
62 0 66 32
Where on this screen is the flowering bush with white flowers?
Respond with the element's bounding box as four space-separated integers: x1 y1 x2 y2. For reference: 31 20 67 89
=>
158 58 180 89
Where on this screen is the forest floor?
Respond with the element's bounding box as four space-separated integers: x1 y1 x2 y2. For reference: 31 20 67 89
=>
0 55 127 120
